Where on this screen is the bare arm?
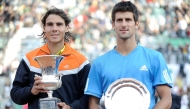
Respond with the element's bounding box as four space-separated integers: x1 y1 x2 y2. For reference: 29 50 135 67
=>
89 96 102 109
154 85 172 109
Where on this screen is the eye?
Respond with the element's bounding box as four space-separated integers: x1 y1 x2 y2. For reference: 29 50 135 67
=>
46 23 53 26
57 23 63 26
126 18 132 22
116 19 122 22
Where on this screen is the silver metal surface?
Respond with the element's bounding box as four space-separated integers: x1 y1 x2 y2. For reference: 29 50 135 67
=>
104 78 150 109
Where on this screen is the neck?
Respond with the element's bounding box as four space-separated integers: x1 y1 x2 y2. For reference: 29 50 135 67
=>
47 42 65 55
115 40 137 56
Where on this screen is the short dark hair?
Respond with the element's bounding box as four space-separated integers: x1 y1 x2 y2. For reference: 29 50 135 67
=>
39 7 72 43
111 1 139 23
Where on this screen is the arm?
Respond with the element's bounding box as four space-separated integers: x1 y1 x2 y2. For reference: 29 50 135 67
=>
152 52 172 109
69 63 91 109
153 85 172 109
89 96 102 109
10 59 34 105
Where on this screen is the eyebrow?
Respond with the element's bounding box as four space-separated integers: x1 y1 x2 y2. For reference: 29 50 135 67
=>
46 22 64 25
116 18 132 20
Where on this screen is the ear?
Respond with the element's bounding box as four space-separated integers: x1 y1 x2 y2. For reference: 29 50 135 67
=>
42 25 45 31
66 25 69 32
42 27 46 36
112 21 115 30
135 21 139 29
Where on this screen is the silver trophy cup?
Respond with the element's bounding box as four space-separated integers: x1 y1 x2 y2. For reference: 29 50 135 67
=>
34 55 64 109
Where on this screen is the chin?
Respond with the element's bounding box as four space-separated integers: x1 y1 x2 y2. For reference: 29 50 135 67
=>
120 36 130 40
54 40 64 43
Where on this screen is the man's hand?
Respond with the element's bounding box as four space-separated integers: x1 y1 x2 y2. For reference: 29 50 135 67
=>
31 74 47 95
57 102 71 109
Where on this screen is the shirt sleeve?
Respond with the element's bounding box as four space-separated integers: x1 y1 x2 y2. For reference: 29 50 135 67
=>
84 61 103 99
153 52 173 88
10 58 36 105
69 62 91 109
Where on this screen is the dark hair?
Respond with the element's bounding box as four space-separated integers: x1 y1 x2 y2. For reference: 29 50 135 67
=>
39 7 72 43
111 1 139 23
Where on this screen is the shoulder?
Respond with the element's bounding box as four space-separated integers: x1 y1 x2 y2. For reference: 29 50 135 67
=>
23 45 46 64
69 47 89 63
138 45 167 66
25 47 42 59
92 50 113 65
138 45 162 57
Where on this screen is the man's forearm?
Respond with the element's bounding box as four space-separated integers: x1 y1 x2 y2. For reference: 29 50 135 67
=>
153 99 172 109
89 104 103 109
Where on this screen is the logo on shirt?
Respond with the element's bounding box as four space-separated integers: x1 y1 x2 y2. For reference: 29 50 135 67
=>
64 65 69 68
140 65 148 71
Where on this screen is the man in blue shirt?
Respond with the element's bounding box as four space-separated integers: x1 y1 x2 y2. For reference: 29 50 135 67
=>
84 1 172 109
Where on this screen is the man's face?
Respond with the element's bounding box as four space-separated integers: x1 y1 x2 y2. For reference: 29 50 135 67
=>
43 14 68 44
112 11 138 40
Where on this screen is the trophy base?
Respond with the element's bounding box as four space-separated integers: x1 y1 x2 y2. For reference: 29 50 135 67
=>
39 97 61 109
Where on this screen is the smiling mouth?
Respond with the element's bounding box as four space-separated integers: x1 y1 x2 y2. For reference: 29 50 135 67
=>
120 30 129 33
51 34 59 36
120 29 129 31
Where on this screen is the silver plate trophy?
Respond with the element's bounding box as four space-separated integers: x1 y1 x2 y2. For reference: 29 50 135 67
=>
34 55 64 109
104 78 150 109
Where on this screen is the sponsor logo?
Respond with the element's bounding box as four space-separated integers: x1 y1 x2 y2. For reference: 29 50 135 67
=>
64 65 69 68
140 65 148 71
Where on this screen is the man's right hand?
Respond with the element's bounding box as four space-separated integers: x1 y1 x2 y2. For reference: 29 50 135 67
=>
31 75 47 95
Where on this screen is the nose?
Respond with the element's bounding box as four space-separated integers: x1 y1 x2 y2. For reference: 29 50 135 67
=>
52 25 58 31
121 21 127 27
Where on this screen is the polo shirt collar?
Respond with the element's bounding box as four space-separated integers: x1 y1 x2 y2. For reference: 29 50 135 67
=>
40 43 71 56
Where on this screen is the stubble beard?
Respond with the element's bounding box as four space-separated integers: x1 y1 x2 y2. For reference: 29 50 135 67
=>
119 34 131 41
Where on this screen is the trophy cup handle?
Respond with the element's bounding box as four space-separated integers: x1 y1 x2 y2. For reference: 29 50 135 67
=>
57 74 63 88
